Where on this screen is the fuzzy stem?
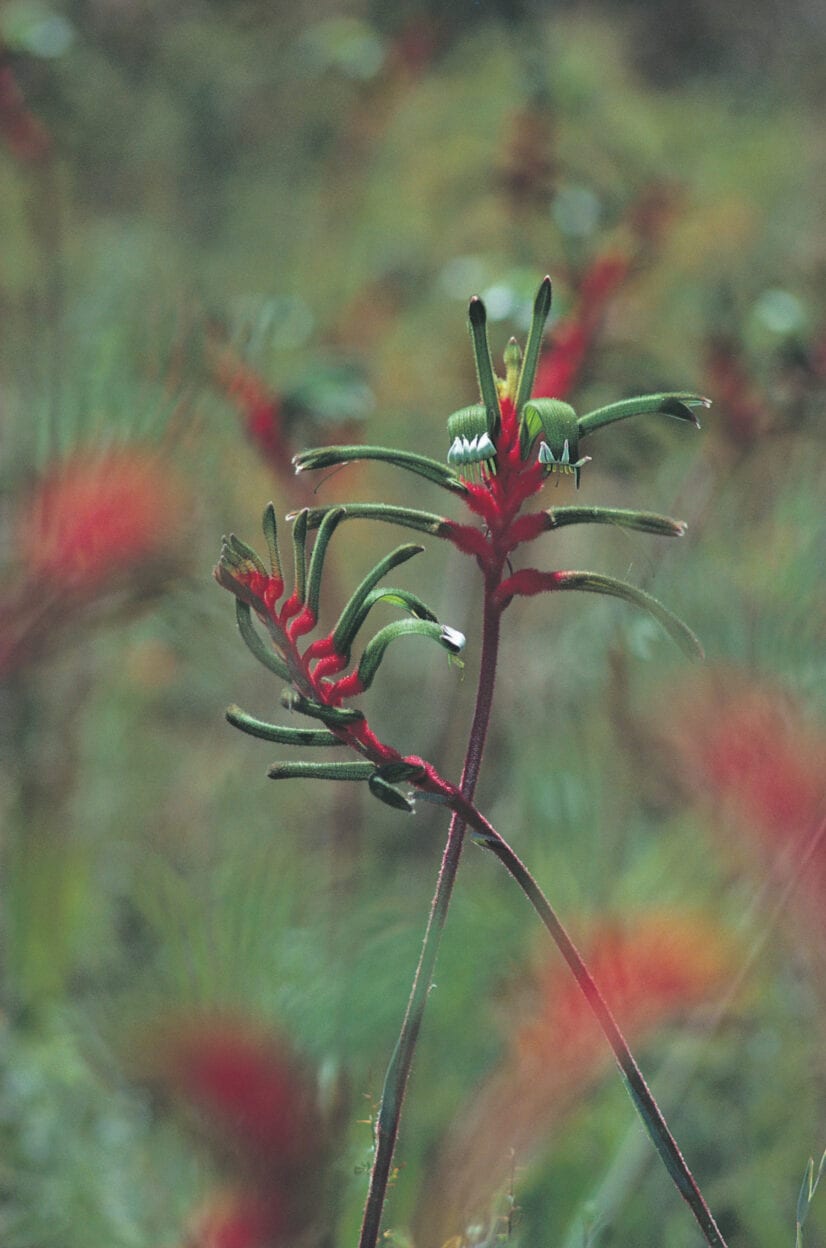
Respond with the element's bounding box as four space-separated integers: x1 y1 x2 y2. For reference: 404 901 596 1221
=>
452 796 730 1248
358 584 502 1248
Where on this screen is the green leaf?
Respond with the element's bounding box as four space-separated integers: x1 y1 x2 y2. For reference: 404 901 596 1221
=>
545 505 687 538
577 392 709 438
267 761 375 781
293 445 467 494
552 571 704 660
226 704 344 746
235 601 290 680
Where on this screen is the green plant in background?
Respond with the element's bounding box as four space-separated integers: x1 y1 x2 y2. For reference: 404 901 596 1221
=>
216 276 727 1246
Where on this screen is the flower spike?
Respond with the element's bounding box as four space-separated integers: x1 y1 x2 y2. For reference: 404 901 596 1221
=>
467 296 502 436
515 275 553 413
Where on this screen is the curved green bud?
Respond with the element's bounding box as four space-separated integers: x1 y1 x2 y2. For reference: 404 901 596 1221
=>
504 337 522 398
356 620 466 691
515 275 553 413
293 445 467 495
552 570 704 660
332 544 425 656
296 503 450 538
281 690 365 726
336 586 438 656
468 296 501 434
261 503 283 580
306 506 346 619
544 505 687 538
290 508 309 604
226 704 344 747
267 761 375 782
235 600 290 680
577 392 709 438
368 773 415 813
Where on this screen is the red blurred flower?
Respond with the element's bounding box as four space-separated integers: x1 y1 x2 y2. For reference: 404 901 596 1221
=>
16 447 188 595
0 60 52 165
417 910 731 1246
184 1190 286 1248
206 332 290 477
704 336 770 450
667 669 826 944
142 1013 331 1247
533 253 630 401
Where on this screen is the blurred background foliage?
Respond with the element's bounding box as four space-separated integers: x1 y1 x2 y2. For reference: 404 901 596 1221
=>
1 1 826 1245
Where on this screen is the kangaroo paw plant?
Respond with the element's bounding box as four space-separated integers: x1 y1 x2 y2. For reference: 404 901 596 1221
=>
215 276 726 1247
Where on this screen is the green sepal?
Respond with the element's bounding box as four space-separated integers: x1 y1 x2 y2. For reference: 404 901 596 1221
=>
356 620 466 691
515 275 553 414
297 503 450 537
267 761 375 782
281 690 365 726
544 506 687 538
332 544 424 656
306 506 346 619
368 773 415 813
291 508 309 603
293 445 467 495
553 571 704 660
468 296 502 435
235 600 290 680
577 392 709 438
226 704 344 747
262 502 283 580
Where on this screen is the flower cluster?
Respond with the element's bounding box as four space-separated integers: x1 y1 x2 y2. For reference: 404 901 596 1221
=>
216 276 705 803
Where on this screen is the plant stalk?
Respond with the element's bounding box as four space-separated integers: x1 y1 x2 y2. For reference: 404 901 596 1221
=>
357 584 501 1248
453 795 730 1248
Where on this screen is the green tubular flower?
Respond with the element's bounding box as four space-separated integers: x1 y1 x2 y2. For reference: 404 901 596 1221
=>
544 506 687 538
293 445 467 495
226 704 344 747
296 504 451 538
267 761 376 782
356 621 466 691
235 600 290 681
305 506 346 620
331 544 425 657
280 690 365 726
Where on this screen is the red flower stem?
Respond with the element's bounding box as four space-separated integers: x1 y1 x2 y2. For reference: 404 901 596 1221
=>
357 581 502 1248
450 794 729 1248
